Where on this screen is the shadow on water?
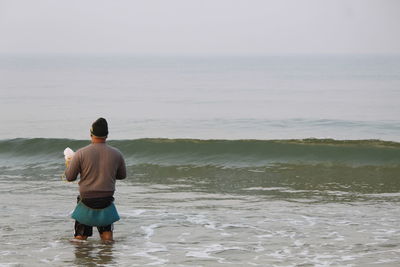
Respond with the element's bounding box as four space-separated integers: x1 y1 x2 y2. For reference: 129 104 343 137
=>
72 241 115 266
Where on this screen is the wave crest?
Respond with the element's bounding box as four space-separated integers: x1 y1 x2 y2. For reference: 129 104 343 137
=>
1 138 399 167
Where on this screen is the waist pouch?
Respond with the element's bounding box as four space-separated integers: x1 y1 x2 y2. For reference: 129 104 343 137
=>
71 201 120 226
78 196 114 209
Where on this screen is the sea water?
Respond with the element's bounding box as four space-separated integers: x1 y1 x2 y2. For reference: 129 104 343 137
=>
0 55 400 266
1 54 399 140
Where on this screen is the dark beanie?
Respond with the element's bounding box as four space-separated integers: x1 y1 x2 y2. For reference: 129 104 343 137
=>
90 118 108 137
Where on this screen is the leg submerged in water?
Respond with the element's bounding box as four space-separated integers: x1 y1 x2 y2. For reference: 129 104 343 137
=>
74 221 92 241
73 235 88 241
100 231 113 242
98 224 114 242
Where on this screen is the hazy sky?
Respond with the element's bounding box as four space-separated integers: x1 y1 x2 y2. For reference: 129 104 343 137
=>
0 0 399 55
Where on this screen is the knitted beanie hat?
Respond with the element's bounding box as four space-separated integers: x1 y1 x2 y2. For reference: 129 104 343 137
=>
90 118 108 137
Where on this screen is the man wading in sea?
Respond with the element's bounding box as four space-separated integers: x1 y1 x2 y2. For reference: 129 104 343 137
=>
64 118 126 242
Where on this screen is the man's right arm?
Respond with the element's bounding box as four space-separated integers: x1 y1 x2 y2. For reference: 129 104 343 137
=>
116 155 127 180
64 152 81 181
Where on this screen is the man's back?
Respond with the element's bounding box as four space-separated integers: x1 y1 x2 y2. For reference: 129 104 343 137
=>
65 143 126 198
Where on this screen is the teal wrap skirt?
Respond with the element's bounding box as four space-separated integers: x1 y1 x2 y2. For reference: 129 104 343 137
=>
71 201 120 226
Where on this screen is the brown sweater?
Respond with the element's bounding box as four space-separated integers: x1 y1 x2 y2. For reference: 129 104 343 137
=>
65 143 126 198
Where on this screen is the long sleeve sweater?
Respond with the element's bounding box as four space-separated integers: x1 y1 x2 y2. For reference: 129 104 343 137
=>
65 143 126 198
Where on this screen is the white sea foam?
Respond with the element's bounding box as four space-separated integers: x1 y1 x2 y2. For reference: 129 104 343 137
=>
133 246 169 266
120 209 147 217
247 169 265 173
185 214 217 230
186 244 229 262
177 232 191 242
0 263 23 267
141 224 160 240
243 187 289 191
301 215 317 226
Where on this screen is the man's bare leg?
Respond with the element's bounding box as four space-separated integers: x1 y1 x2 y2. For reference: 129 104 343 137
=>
100 231 113 242
73 235 88 241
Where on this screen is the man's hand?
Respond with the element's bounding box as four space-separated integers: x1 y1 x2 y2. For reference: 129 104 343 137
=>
65 157 73 168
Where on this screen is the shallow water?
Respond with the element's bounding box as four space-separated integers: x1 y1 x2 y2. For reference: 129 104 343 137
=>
1 162 400 266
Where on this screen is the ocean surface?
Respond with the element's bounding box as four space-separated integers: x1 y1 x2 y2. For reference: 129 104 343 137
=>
0 55 400 266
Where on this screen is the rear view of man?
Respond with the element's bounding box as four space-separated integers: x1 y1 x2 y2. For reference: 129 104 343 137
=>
65 118 126 241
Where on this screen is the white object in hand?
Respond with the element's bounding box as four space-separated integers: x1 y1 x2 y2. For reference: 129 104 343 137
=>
64 147 75 161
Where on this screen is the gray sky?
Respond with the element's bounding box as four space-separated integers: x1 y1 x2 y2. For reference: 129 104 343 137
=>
0 0 399 55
